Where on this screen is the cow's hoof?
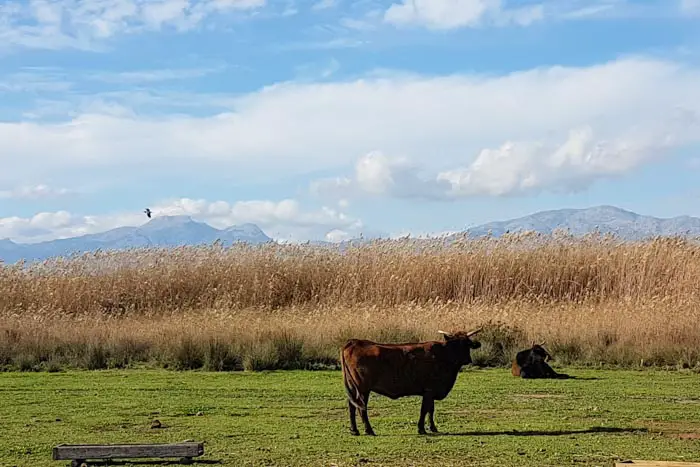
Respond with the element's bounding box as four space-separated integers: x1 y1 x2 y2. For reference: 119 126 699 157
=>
365 429 376 436
350 429 360 436
429 426 439 433
418 428 427 435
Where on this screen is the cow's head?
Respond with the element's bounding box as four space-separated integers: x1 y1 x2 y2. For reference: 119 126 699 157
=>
437 329 482 365
530 341 552 362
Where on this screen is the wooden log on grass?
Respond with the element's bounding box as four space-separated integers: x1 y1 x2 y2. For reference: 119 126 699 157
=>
53 442 204 465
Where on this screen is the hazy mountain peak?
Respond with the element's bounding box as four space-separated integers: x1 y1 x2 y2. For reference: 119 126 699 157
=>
225 223 266 236
140 215 195 228
463 205 700 240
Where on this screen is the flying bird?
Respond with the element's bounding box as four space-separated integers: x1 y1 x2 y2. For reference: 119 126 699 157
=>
144 208 152 218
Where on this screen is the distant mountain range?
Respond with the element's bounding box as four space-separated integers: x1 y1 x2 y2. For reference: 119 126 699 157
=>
0 216 272 264
461 205 700 240
2 205 700 264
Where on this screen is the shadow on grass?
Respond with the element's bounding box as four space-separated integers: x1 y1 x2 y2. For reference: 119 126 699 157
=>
511 375 602 381
440 426 647 437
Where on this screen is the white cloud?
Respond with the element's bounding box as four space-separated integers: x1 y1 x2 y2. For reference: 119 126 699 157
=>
0 0 265 51
383 0 545 29
0 211 78 242
313 113 700 200
0 184 73 200
436 122 696 197
325 228 351 242
2 58 700 190
322 151 450 199
0 197 362 243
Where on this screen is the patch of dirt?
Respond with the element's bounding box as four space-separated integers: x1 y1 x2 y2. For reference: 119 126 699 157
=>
642 420 700 435
677 433 700 440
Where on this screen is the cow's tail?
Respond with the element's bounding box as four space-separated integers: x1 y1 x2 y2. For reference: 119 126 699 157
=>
340 346 365 411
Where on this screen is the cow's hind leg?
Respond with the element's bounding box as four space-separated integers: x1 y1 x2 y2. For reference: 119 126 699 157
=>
426 398 438 433
348 401 360 436
359 392 375 436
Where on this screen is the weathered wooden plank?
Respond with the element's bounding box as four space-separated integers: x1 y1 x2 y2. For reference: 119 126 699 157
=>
616 461 700 467
52 442 204 460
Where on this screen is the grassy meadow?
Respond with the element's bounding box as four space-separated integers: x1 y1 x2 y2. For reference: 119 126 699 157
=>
2 231 700 371
3 368 700 466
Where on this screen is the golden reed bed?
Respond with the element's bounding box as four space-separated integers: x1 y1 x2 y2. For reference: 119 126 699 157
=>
2 231 699 371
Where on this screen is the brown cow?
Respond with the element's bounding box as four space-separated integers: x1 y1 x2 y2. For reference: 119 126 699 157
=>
340 329 482 436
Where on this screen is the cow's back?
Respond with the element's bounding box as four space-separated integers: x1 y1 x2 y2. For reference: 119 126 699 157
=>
342 339 449 399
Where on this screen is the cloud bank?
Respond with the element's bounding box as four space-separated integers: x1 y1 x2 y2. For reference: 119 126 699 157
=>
312 115 699 200
3 57 697 189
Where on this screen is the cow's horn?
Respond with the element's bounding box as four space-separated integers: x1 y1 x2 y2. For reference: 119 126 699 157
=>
466 328 482 337
437 330 450 336
539 341 546 346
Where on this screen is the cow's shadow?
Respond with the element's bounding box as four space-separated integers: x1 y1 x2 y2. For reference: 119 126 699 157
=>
437 426 646 437
516 375 601 381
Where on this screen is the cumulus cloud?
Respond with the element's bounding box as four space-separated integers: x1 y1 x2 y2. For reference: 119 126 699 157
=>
2 57 700 188
313 113 700 200
312 151 451 200
325 229 352 242
0 211 78 242
0 0 265 51
0 197 362 243
0 184 73 200
436 120 698 197
383 0 545 29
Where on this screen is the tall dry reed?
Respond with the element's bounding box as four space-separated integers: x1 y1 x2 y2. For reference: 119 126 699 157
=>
1 231 699 371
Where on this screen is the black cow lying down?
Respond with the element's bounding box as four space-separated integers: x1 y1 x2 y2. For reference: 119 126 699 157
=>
511 342 570 379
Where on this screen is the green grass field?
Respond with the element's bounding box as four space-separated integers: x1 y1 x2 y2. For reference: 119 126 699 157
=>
3 368 700 467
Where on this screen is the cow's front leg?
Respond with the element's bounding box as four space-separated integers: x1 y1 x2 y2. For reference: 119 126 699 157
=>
360 392 375 436
418 396 430 435
348 401 360 436
541 362 557 378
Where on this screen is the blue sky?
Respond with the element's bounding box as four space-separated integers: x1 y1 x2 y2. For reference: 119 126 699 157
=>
1 0 700 243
